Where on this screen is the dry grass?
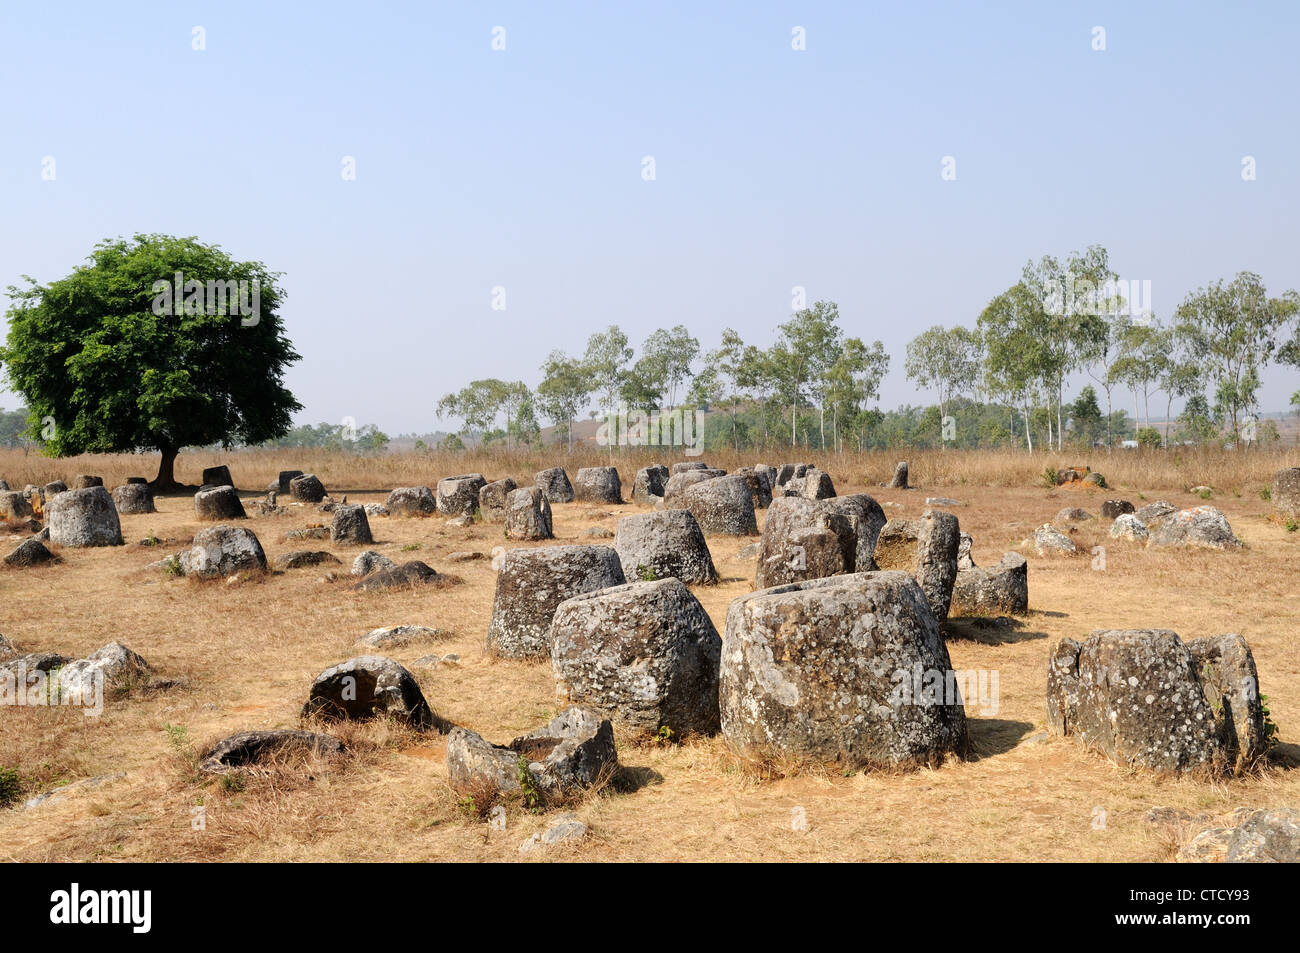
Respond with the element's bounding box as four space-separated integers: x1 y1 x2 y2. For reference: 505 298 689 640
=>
0 446 1297 862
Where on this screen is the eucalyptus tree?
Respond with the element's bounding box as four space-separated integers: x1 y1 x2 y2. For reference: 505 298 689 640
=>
904 325 982 447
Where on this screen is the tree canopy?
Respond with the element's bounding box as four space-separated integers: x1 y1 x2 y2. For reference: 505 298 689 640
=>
0 234 301 487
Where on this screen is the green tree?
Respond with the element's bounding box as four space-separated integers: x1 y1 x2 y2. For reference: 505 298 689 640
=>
1068 385 1104 446
904 325 982 448
1174 272 1299 444
978 283 1051 452
536 351 592 451
0 234 300 489
768 300 842 449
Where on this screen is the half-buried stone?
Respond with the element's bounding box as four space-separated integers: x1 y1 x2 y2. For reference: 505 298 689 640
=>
574 466 622 504
478 478 517 523
504 486 553 540
1148 506 1242 550
437 473 486 516
950 553 1028 616
4 539 59 568
753 494 886 588
683 473 757 536
352 550 396 576
276 470 304 494
194 485 245 520
178 525 267 577
200 729 344 772
446 707 618 803
1045 628 1262 774
632 464 669 504
0 490 32 519
330 503 373 544
551 579 722 737
303 656 435 728
534 467 575 504
112 483 156 514
289 473 327 503
719 571 968 770
46 486 123 547
662 468 726 507
385 485 436 516
351 560 442 591
72 474 103 489
614 509 717 584
487 545 626 659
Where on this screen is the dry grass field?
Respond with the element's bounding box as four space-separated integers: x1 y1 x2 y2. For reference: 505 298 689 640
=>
1 445 1297 862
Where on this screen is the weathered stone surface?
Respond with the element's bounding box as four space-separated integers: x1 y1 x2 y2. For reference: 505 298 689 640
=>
683 474 758 536
662 469 726 507
194 485 246 520
957 532 975 570
303 655 433 727
200 729 344 772
720 571 967 769
504 486 554 540
1054 507 1093 523
273 550 341 570
351 560 441 591
915 509 960 624
887 461 909 489
364 503 388 517
4 539 60 568
437 473 486 515
632 465 670 504
1148 506 1242 549
519 813 589 853
1186 633 1267 770
202 465 233 488
1109 513 1150 543
0 490 33 519
1101 499 1135 520
615 509 717 585
1272 468 1300 519
352 550 396 576
1024 523 1079 556
774 464 808 487
446 707 618 801
0 652 70 689
573 467 622 504
1134 500 1177 526
732 467 774 510
112 483 156 514
786 467 836 500
56 642 150 702
534 467 575 504
178 525 268 577
276 470 304 494
330 503 373 544
478 478 518 522
72 475 103 489
873 518 920 570
285 526 330 542
487 545 626 659
289 473 327 503
446 512 475 528
754 495 886 588
551 578 722 736
385 486 436 517
1224 809 1300 862
43 481 68 500
670 462 712 475
1046 629 1226 773
356 625 442 649
951 553 1028 616
46 486 123 547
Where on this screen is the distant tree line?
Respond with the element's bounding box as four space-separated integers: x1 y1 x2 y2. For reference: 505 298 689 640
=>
433 244 1300 453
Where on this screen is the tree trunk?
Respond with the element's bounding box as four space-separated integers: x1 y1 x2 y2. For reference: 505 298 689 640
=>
151 445 181 493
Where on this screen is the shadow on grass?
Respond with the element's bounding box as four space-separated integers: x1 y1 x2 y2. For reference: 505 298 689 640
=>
965 718 1036 760
944 616 1050 645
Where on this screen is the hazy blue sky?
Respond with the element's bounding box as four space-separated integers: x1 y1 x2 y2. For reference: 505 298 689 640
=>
3 1 1298 433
